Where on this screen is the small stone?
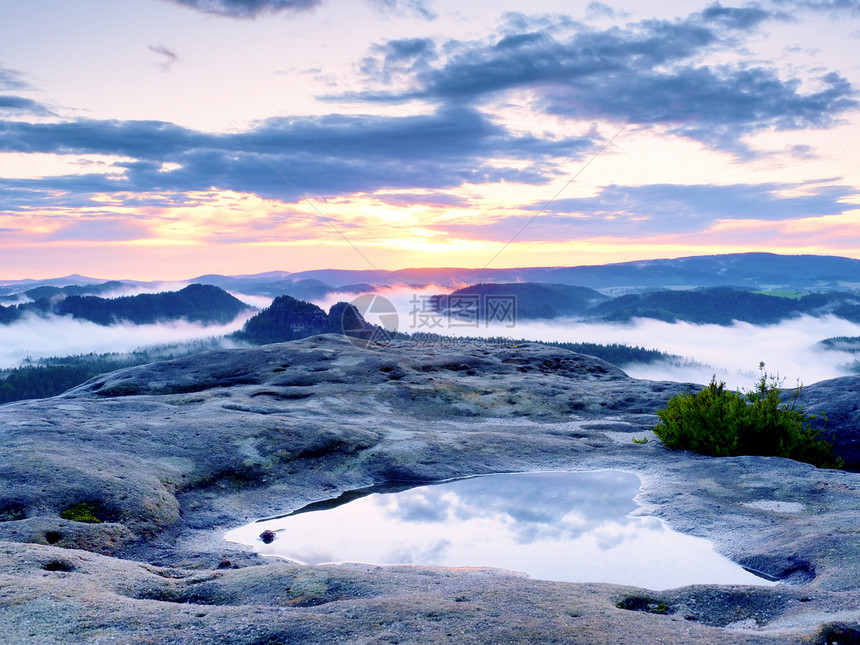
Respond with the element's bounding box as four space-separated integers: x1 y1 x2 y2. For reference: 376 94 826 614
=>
259 530 276 544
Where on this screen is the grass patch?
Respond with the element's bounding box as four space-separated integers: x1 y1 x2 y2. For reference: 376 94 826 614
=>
60 502 102 523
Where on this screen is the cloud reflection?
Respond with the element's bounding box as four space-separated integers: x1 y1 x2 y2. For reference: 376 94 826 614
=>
226 471 775 589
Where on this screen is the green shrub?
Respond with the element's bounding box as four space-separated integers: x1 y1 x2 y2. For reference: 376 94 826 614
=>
653 363 841 469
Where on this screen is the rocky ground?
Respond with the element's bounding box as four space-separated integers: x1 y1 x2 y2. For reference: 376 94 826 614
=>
1 334 859 644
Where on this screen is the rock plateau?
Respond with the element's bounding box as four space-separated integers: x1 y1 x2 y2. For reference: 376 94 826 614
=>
1 334 859 644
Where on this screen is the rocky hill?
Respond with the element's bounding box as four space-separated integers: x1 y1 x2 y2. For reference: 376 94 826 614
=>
232 296 379 344
0 283 253 326
1 335 859 643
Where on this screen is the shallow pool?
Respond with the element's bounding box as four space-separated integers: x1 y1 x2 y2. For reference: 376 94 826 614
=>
225 471 774 590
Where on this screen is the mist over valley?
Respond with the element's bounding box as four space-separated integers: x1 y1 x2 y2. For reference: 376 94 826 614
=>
3 253 860 399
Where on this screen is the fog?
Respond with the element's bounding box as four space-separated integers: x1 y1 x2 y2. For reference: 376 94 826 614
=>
313 286 860 389
0 311 253 369
4 284 860 390
94 281 192 299
312 283 450 319
228 292 275 309
448 315 860 389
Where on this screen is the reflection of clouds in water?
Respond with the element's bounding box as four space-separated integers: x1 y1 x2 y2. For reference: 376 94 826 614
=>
382 490 454 523
593 516 666 551
226 471 774 589
377 471 640 546
386 539 452 564
277 546 336 565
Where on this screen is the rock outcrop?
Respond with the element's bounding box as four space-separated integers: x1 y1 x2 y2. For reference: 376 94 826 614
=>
1 334 859 644
794 375 860 468
233 296 378 344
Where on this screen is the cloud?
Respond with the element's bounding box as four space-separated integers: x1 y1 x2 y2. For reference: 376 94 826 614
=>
44 218 152 242
584 2 627 20
347 6 857 155
0 65 49 116
426 181 857 240
0 65 30 91
0 95 53 117
361 38 438 84
370 192 471 208
0 107 593 201
149 44 180 72
366 0 436 20
769 0 860 15
161 0 321 18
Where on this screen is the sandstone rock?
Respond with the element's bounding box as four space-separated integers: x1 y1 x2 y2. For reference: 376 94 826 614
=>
793 375 860 469
0 334 858 643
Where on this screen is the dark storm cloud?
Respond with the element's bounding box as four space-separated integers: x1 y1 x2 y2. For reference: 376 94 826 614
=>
348 5 857 154
163 0 321 18
429 181 856 241
0 106 593 202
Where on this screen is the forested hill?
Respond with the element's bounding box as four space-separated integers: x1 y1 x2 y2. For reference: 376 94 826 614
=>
588 287 860 324
435 283 609 320
428 283 860 325
0 284 252 326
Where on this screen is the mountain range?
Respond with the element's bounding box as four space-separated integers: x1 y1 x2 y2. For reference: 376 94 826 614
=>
4 252 860 301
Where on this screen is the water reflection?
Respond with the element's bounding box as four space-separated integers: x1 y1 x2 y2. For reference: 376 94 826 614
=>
225 471 775 590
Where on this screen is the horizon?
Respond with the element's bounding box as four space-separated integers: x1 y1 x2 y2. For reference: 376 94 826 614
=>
1 1 859 280
2 249 858 285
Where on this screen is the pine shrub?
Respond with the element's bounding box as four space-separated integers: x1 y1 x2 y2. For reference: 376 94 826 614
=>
653 363 841 468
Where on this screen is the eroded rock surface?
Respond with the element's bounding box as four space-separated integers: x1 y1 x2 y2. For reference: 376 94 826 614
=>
1 334 859 644
794 375 860 468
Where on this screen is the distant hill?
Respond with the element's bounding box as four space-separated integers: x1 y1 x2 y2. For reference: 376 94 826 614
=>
56 284 251 325
587 287 860 325
185 274 373 301
433 283 609 321
23 281 127 301
0 284 252 326
425 283 860 326
5 252 860 299
282 252 860 293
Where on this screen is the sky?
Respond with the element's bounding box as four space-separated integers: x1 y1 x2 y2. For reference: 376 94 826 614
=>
1 0 859 280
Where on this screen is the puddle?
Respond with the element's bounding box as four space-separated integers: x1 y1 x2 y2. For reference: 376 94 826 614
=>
225 471 776 590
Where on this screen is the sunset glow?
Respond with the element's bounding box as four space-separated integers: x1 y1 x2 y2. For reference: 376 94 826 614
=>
1 0 859 280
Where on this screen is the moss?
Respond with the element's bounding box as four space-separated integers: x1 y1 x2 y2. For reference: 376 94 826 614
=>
616 596 672 615
60 502 102 523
